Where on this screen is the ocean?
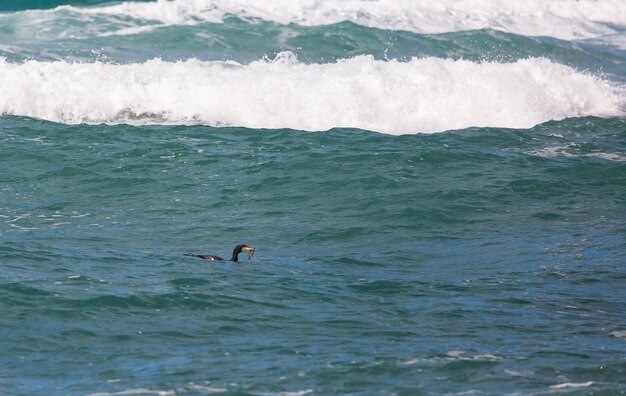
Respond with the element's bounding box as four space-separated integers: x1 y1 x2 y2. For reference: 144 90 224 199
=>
1 1 625 395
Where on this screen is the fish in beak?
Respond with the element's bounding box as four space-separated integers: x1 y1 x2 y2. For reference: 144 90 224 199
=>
242 245 255 260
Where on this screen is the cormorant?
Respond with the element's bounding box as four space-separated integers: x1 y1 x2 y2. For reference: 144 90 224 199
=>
184 244 255 262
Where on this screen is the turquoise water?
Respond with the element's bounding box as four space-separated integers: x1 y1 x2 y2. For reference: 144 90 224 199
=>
1 1 626 395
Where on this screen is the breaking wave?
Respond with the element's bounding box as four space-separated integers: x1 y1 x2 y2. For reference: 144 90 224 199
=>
1 53 623 134
3 0 626 41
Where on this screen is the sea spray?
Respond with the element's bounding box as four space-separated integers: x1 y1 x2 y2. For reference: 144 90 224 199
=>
5 0 626 40
1 54 623 134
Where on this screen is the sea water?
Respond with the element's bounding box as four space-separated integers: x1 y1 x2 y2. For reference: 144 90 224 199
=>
0 1 625 395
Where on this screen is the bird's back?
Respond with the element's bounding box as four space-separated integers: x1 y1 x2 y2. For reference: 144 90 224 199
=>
183 253 225 260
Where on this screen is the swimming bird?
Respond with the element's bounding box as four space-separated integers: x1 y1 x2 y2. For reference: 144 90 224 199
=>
184 244 255 262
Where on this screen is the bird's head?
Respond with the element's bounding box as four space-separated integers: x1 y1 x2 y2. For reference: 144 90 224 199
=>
232 244 255 261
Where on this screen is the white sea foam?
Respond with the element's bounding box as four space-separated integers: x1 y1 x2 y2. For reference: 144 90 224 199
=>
549 381 594 389
18 0 626 41
610 330 626 338
0 54 623 135
527 146 626 162
446 351 502 361
88 388 175 396
88 383 226 396
259 391 313 396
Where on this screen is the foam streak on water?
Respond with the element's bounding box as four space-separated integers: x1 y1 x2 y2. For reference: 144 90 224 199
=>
1 54 623 134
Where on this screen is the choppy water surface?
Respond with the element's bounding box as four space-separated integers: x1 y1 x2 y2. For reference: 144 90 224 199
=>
1 1 625 395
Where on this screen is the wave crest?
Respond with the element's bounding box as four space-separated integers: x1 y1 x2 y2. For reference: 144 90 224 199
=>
11 0 626 40
1 54 623 134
